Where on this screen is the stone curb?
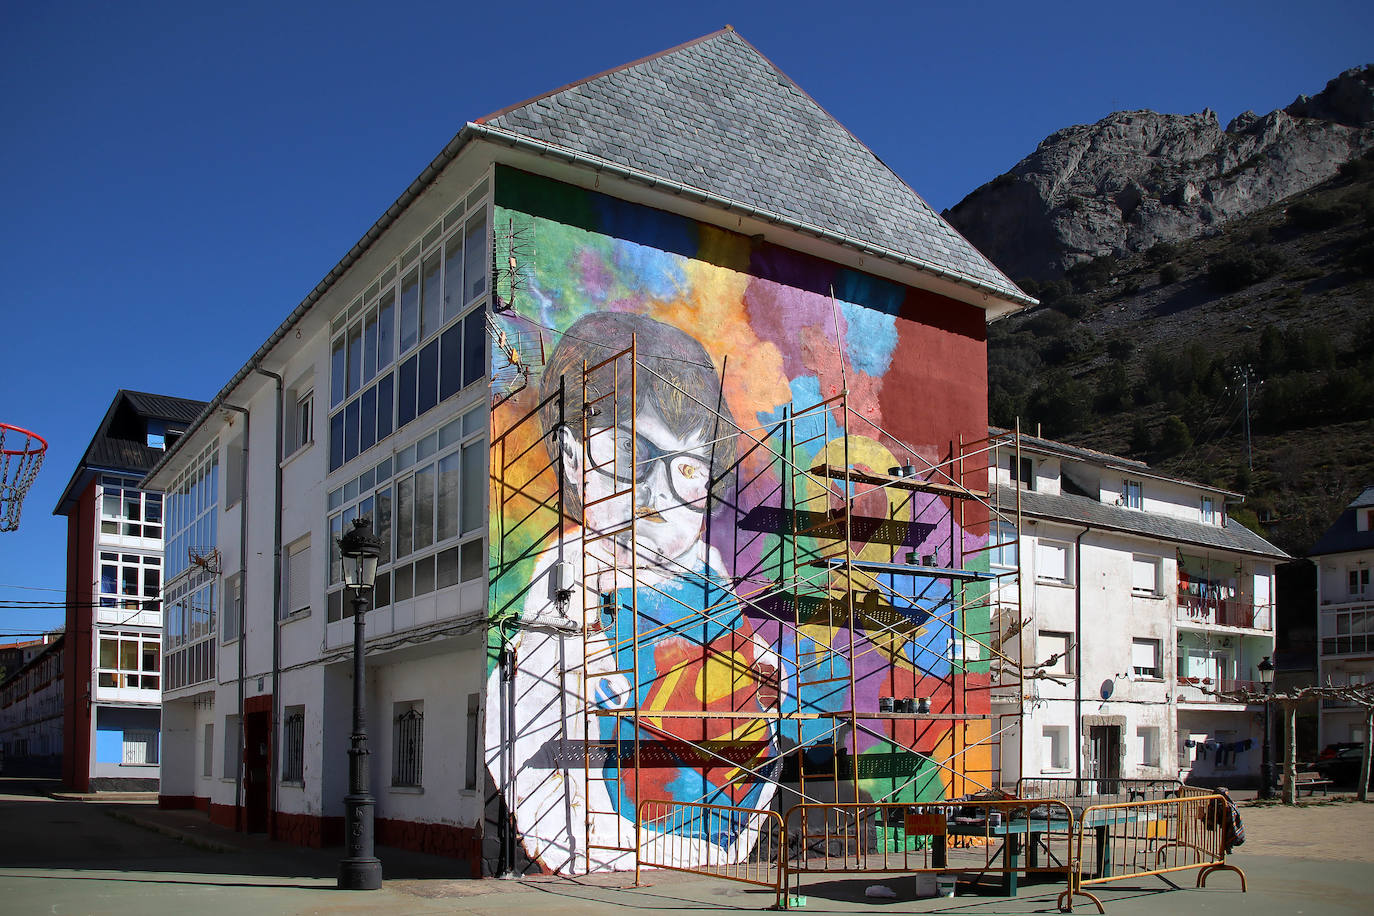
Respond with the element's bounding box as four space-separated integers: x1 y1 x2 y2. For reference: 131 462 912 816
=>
106 809 240 854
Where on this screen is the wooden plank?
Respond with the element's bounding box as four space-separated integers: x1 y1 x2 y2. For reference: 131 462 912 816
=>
810 463 990 500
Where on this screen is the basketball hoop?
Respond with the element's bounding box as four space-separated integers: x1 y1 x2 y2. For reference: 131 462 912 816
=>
188 546 222 577
0 423 48 533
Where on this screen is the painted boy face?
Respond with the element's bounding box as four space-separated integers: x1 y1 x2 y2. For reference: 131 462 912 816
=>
576 405 713 565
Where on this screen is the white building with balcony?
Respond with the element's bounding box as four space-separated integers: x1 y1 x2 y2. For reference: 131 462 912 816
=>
1310 486 1374 748
993 432 1287 789
53 390 205 791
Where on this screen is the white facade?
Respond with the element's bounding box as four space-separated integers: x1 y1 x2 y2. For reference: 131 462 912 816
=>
148 149 497 851
1312 488 1374 748
993 437 1284 789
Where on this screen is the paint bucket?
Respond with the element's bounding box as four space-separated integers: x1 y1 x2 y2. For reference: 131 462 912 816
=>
878 696 894 713
936 875 957 897
917 697 931 714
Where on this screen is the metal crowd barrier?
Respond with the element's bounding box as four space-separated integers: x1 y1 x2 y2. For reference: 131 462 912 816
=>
1016 776 1185 809
635 799 786 908
1058 792 1247 913
783 799 1077 906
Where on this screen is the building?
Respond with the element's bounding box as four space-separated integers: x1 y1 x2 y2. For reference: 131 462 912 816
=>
991 432 1287 789
0 635 64 775
1309 486 1374 749
143 29 1036 874
53 390 206 791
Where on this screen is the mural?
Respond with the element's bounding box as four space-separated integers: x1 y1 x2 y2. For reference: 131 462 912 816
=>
485 167 992 874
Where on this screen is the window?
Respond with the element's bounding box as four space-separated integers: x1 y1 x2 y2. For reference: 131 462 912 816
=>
1042 725 1069 771
1131 638 1162 679
123 729 158 765
282 706 305 784
1123 479 1142 510
1036 540 1071 584
99 476 164 541
465 693 480 790
164 439 222 692
327 182 489 474
990 519 1018 568
203 723 214 778
284 538 311 617
1201 496 1218 525
392 701 424 787
1008 454 1034 490
1038 630 1073 675
1131 555 1160 596
223 715 240 779
147 420 166 449
96 630 160 690
286 386 314 456
97 551 161 614
327 405 487 622
222 573 241 643
1349 567 1370 598
1137 726 1160 767
224 434 245 508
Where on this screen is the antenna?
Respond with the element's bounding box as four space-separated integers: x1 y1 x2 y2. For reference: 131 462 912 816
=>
493 217 535 314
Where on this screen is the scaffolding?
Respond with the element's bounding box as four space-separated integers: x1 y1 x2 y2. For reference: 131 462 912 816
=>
493 334 1026 875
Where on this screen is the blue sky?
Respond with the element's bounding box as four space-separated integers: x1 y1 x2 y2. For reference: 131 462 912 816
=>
2 0 1370 638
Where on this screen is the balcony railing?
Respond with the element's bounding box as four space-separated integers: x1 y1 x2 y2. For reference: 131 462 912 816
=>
1320 634 1374 657
1176 593 1271 629
1175 676 1265 702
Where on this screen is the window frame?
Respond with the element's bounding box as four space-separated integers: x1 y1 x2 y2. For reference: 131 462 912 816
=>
284 536 312 618
391 700 425 789
1131 554 1161 597
281 706 306 785
327 182 490 476
1035 539 1072 585
1131 637 1162 680
1123 479 1143 510
1037 630 1074 676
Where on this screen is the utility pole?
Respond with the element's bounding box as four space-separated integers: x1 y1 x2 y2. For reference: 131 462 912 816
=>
1234 366 1255 472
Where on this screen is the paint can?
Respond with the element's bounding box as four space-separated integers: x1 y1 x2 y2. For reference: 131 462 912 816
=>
917 697 931 714
936 875 957 897
878 696 894 713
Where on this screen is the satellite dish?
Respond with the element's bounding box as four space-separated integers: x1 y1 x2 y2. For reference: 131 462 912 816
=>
1100 679 1115 700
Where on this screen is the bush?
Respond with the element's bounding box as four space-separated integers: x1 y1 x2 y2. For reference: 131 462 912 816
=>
1156 415 1194 457
1207 247 1285 292
1145 241 1180 265
1337 151 1374 181
1067 254 1118 292
1287 199 1358 230
1053 294 1090 319
1159 263 1183 285
1106 336 1136 360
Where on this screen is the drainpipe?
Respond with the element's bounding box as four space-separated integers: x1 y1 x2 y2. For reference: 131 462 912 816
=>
255 368 284 839
1074 525 1090 784
222 403 250 831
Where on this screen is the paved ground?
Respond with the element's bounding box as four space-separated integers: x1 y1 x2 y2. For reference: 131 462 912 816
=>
3 777 1372 915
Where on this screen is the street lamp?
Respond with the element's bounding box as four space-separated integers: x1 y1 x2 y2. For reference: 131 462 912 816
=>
1257 655 1275 800
338 517 383 890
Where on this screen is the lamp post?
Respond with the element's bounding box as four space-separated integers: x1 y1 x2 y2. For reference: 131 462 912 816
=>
338 517 383 890
1257 655 1275 800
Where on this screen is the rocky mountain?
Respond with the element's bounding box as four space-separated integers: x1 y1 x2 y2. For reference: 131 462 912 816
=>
945 66 1374 283
983 150 1374 556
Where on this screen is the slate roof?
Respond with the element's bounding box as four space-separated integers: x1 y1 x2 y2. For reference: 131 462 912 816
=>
54 390 208 515
476 28 1031 307
1000 485 1288 560
1308 486 1374 557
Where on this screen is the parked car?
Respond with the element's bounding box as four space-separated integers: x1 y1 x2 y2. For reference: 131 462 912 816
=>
1314 743 1372 787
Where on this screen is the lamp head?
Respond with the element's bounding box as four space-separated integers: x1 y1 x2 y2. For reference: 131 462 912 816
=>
338 516 383 590
1257 655 1275 685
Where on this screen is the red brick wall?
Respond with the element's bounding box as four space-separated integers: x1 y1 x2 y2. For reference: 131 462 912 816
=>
61 480 97 792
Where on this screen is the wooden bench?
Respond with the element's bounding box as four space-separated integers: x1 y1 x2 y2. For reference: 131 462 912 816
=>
1285 771 1332 796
